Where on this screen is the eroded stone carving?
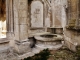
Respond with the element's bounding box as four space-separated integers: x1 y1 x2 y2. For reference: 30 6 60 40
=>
31 1 43 27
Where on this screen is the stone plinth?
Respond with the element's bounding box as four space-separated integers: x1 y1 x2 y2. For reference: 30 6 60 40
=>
34 33 63 46
14 40 31 54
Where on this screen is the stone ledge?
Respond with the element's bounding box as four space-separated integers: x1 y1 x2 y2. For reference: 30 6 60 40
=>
0 38 9 44
34 34 63 42
66 25 80 30
47 27 63 28
36 44 63 50
29 27 45 30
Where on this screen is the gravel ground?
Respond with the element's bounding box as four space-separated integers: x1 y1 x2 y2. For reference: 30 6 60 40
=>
48 47 77 60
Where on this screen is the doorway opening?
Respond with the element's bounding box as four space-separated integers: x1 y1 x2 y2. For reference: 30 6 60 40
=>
0 0 6 38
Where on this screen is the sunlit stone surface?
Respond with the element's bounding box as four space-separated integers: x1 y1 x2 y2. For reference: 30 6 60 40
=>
0 20 6 38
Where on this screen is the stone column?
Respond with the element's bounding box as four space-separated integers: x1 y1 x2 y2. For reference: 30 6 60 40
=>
51 0 55 27
14 0 28 41
6 0 14 39
18 0 28 40
13 0 31 54
51 0 62 28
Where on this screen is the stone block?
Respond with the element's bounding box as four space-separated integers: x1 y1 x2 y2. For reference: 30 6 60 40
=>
18 2 27 10
14 24 28 40
20 25 27 32
19 25 28 40
45 17 50 27
18 0 27 5
14 32 19 40
14 25 19 32
14 25 20 40
18 10 22 17
14 41 31 54
20 32 28 40
18 10 27 17
14 18 19 24
19 18 27 25
64 36 77 52
18 0 28 10
14 11 18 18
72 34 80 44
21 10 27 17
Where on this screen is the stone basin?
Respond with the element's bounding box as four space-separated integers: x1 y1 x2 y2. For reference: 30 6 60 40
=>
27 32 64 51
33 32 63 45
34 34 63 42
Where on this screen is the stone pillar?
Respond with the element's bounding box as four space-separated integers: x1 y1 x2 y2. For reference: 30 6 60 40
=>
51 0 55 27
14 0 28 41
13 0 31 54
6 0 14 39
51 0 62 28
18 0 28 40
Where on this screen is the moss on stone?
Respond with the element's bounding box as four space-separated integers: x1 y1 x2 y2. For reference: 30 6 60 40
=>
75 45 80 60
68 19 76 27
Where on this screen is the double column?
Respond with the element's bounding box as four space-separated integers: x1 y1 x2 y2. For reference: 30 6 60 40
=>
6 0 28 41
6 0 14 39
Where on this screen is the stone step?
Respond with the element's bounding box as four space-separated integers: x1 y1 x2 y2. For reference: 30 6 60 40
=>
36 44 63 50
34 34 63 41
36 40 62 45
0 46 11 53
18 43 63 59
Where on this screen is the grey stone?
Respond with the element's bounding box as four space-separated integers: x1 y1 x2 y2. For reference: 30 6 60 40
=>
14 41 31 54
31 1 43 27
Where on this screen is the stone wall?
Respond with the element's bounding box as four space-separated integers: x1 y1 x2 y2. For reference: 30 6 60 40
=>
51 0 67 28
63 0 80 51
64 28 80 51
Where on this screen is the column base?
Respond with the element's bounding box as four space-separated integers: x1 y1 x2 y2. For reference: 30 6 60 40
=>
14 40 31 54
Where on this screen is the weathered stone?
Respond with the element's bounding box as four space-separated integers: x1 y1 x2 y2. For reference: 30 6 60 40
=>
14 41 31 54
14 18 19 24
14 10 18 18
64 35 78 52
20 18 27 25
55 28 63 34
31 1 43 27
45 17 50 27
52 0 67 28
13 0 28 41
